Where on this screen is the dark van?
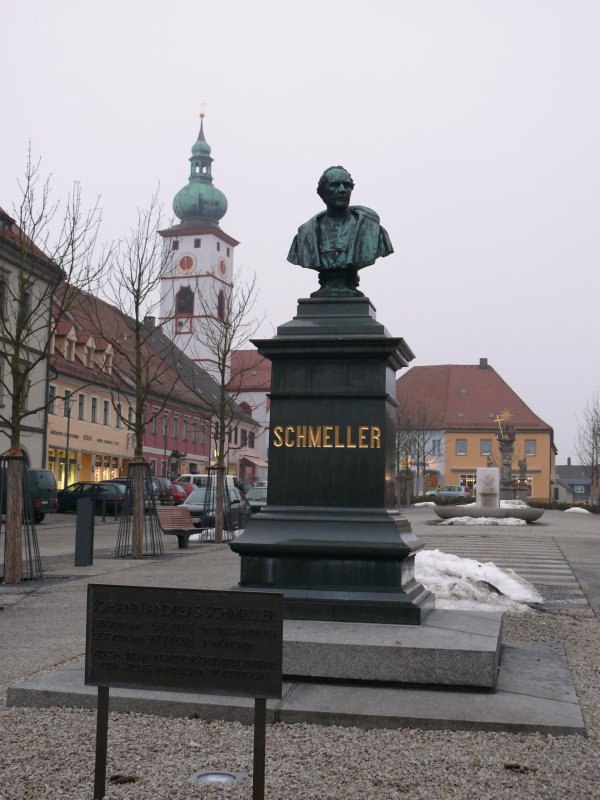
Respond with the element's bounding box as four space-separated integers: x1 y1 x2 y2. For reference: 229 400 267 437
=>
0 468 58 523
27 469 58 522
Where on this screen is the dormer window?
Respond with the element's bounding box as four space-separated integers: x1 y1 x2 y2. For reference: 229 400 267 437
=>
103 352 113 375
84 346 93 368
65 340 75 361
172 241 180 251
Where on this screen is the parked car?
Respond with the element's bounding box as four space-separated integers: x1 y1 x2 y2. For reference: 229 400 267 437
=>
183 485 247 530
1 467 58 523
426 485 473 503
246 486 267 514
101 477 152 509
171 483 187 505
176 473 237 493
150 476 174 505
57 481 126 514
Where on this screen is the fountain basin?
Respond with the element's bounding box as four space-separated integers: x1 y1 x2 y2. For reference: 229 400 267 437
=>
434 505 544 524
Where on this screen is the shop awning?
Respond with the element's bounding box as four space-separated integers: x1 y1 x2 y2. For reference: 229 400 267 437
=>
238 455 269 468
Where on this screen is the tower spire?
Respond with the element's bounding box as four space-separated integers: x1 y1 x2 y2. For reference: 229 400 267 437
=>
172 114 228 226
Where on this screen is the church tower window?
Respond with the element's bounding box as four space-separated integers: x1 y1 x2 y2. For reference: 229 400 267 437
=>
175 286 194 316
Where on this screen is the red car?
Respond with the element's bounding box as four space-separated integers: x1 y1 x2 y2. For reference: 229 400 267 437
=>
171 483 188 505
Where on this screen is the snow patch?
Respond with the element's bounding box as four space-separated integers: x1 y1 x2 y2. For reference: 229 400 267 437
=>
415 549 543 612
413 501 436 507
440 516 527 526
564 506 591 514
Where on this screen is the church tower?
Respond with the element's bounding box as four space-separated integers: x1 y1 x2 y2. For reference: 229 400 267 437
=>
159 115 239 373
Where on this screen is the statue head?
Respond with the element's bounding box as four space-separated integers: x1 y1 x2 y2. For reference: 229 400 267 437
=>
317 166 355 213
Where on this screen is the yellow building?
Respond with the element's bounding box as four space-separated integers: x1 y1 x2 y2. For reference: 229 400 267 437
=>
47 322 134 488
396 359 556 502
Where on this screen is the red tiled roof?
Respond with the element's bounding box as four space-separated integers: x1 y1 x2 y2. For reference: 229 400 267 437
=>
229 350 272 391
396 363 552 432
55 319 76 336
0 205 59 269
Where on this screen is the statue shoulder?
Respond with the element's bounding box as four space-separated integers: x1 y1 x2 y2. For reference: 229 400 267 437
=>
297 210 326 234
350 206 381 225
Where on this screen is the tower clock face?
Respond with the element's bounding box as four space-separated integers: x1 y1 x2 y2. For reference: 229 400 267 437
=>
176 253 196 274
219 258 227 276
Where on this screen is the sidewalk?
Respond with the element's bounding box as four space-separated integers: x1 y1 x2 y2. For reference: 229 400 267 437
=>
2 508 600 799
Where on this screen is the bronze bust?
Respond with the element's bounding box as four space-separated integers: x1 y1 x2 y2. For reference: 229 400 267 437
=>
288 166 393 296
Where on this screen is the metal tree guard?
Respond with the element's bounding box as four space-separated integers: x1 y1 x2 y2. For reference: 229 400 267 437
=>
0 452 43 582
202 466 236 542
115 460 164 558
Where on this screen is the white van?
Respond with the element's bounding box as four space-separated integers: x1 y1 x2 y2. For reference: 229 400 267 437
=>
176 473 236 491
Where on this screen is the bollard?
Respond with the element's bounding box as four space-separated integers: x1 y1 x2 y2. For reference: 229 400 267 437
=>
75 496 95 566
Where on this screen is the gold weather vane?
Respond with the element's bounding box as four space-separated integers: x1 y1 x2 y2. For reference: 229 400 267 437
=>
200 102 208 119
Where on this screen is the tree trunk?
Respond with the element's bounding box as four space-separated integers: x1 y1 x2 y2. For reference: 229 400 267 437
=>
4 457 23 583
131 461 144 558
214 464 225 544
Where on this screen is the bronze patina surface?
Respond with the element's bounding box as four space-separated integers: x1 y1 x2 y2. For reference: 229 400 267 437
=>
287 166 393 296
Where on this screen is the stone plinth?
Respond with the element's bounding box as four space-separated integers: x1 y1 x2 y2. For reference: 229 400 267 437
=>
231 297 433 624
282 610 503 688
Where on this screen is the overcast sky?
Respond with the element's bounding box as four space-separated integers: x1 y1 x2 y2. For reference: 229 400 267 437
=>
3 1 599 462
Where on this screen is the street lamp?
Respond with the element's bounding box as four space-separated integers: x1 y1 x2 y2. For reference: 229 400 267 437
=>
64 392 73 490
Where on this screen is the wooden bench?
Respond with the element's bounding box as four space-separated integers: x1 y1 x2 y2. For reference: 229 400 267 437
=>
156 506 199 549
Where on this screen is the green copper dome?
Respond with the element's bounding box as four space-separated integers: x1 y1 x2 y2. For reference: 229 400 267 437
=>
173 116 228 224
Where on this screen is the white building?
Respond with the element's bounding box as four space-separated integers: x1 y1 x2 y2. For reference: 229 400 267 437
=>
0 208 61 467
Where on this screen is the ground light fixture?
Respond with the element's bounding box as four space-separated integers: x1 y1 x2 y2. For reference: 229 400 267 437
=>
188 770 247 785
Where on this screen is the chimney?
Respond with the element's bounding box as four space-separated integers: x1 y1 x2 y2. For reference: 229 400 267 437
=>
143 315 156 330
568 457 572 466
479 357 488 369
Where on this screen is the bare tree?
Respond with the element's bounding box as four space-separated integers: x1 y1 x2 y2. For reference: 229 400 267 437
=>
575 393 600 502
0 150 104 582
195 271 263 542
87 190 180 557
395 398 441 497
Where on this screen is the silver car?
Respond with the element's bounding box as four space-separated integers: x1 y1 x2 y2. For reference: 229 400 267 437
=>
426 485 473 503
183 485 246 529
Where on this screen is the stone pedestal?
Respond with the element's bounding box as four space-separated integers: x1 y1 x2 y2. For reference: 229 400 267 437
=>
230 296 434 624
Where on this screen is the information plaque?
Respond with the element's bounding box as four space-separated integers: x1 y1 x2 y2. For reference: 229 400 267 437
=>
85 584 283 699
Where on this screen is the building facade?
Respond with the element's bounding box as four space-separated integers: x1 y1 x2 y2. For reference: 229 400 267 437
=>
0 208 62 467
48 319 134 487
396 358 556 501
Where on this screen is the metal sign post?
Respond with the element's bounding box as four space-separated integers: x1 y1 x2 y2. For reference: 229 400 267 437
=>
85 585 283 799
